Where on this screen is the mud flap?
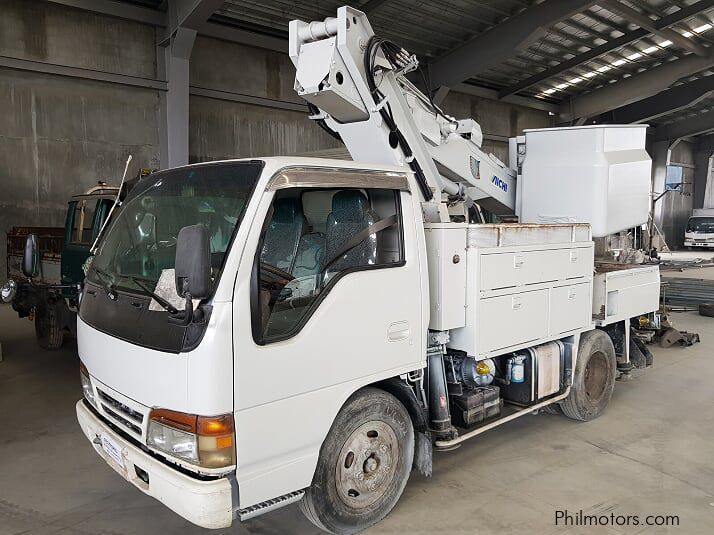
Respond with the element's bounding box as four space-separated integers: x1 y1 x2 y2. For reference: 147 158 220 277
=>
413 431 432 477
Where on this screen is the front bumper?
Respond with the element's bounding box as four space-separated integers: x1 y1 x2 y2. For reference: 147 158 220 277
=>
684 240 713 247
76 400 235 529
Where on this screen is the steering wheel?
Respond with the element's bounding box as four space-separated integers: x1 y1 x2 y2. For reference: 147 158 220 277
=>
259 262 295 284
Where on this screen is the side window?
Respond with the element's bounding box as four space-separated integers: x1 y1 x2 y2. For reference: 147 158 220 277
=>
253 187 404 343
70 200 98 245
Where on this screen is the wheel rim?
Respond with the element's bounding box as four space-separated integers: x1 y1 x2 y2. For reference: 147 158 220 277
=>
583 351 609 403
335 420 400 510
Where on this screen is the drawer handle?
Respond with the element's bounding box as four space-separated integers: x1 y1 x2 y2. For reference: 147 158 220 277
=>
568 289 577 299
513 255 524 268
512 296 522 310
569 251 578 262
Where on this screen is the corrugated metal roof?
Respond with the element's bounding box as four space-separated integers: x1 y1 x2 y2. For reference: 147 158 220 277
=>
116 0 714 137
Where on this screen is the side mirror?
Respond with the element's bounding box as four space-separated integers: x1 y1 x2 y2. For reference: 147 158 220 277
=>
175 224 211 299
22 234 39 279
170 225 210 327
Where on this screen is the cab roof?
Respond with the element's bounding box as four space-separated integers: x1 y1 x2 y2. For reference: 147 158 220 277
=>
164 156 413 176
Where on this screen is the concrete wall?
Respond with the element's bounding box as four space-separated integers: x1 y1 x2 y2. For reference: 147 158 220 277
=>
0 0 555 278
188 36 340 161
0 0 161 279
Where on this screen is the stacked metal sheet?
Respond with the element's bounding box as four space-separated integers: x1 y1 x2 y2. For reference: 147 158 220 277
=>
661 277 714 306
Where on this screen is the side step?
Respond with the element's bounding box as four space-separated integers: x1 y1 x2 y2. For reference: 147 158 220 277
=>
236 490 306 521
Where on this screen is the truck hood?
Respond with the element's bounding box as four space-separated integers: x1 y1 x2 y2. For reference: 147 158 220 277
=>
77 301 233 415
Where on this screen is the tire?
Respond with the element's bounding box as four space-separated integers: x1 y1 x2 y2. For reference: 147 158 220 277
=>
35 300 65 350
699 303 714 318
561 330 617 422
299 387 414 534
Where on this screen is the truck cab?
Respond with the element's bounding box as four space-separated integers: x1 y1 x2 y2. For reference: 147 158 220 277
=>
684 209 714 249
2 184 119 349
76 157 428 528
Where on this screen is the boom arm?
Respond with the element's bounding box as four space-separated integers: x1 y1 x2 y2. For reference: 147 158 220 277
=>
289 6 516 218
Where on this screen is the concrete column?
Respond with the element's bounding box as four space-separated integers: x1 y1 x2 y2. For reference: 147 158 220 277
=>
157 26 196 169
651 139 671 230
693 149 712 210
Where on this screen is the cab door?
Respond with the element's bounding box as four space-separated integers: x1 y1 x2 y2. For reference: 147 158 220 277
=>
231 169 427 508
61 198 100 286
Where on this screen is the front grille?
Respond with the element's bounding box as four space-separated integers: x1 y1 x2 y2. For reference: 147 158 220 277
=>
97 389 144 436
102 405 142 435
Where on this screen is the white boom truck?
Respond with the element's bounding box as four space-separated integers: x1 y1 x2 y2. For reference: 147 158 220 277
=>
74 6 659 534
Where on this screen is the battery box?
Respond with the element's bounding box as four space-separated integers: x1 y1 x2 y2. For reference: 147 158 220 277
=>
450 385 501 428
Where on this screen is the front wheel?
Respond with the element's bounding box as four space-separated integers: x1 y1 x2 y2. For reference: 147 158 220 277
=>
299 387 414 534
35 300 65 350
561 330 616 421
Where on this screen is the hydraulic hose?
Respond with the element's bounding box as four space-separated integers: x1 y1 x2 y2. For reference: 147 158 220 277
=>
363 36 433 201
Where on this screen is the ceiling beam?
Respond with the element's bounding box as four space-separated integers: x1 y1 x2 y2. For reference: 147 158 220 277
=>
559 51 714 122
655 108 714 141
170 0 224 32
45 0 288 52
600 75 714 123
453 83 559 114
45 0 165 25
599 0 708 56
201 21 287 51
500 0 714 98
359 0 391 15
426 0 597 90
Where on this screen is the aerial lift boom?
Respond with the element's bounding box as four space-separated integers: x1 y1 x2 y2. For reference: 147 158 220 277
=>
289 6 517 219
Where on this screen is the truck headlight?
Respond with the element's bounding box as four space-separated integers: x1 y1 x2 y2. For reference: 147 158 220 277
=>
147 409 235 469
1 279 17 303
79 361 96 407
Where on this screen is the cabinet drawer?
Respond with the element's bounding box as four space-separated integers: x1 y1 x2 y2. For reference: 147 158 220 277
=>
550 282 592 334
557 247 593 280
480 246 592 290
478 289 549 353
480 250 552 289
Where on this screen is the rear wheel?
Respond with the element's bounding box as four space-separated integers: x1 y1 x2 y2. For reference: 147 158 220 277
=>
299 387 414 534
35 300 65 350
561 330 616 421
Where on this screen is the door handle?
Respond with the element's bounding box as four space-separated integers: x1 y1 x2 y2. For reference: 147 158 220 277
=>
387 321 410 342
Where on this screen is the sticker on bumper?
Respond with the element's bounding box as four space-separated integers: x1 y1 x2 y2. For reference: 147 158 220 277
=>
101 432 125 471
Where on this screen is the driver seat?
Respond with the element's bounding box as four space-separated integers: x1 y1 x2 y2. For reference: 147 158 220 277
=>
323 190 378 278
261 198 306 273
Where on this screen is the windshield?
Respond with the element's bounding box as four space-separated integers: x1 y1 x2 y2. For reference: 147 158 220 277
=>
686 217 714 233
88 161 262 296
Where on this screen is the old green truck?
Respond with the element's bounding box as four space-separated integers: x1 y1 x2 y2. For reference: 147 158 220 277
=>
2 184 119 349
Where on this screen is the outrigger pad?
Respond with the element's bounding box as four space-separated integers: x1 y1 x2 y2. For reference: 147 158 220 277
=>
659 327 700 347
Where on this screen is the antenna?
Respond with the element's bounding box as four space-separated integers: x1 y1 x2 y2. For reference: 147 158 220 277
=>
90 154 132 254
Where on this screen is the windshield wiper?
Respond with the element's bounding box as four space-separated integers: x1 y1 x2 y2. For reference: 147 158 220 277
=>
128 276 178 314
92 267 118 300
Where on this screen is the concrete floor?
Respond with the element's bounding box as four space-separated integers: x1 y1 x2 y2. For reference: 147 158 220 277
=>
1 300 713 535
